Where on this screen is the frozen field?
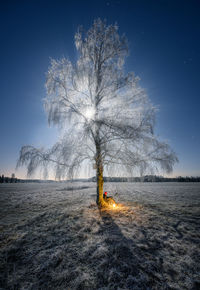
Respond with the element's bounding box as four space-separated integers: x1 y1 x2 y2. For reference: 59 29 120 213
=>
0 182 200 289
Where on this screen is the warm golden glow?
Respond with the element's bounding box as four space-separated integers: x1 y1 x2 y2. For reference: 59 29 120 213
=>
113 203 116 208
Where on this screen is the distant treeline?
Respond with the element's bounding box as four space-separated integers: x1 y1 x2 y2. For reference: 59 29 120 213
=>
1 174 200 183
0 175 18 183
68 175 200 182
0 175 56 183
89 175 200 182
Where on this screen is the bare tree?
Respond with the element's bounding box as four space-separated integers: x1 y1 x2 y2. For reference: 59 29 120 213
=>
17 19 178 207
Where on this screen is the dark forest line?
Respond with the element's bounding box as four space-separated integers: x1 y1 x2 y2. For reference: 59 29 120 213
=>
0 174 200 183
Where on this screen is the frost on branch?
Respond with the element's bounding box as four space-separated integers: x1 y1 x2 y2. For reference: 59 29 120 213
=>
18 19 178 197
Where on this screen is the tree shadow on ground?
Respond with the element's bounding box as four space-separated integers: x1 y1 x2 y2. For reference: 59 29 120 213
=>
94 209 163 289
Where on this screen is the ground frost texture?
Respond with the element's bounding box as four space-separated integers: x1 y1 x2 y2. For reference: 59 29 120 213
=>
0 182 200 289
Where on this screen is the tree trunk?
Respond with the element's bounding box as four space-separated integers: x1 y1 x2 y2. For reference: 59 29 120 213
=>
95 116 106 207
96 163 104 206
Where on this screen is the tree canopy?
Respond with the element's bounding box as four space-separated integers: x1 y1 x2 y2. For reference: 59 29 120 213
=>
17 19 178 205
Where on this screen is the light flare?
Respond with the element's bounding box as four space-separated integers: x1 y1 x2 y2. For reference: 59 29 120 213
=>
84 107 95 121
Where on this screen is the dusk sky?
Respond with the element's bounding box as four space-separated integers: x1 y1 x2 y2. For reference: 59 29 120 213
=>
1 0 200 178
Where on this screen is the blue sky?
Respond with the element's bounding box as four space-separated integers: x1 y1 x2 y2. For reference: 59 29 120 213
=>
0 0 200 178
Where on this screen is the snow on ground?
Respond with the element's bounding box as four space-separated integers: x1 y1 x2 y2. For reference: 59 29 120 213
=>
0 182 199 289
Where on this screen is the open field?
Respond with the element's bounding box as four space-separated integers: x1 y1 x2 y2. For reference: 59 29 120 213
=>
0 182 200 289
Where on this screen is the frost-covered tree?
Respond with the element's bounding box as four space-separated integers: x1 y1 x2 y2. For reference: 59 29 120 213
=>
17 19 178 207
